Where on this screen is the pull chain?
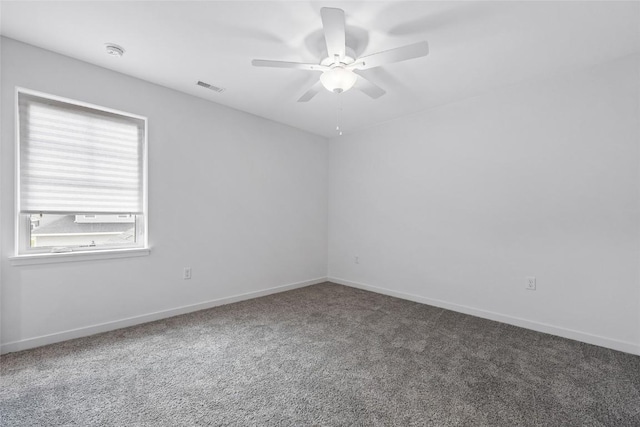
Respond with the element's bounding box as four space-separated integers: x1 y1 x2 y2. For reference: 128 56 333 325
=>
335 94 343 136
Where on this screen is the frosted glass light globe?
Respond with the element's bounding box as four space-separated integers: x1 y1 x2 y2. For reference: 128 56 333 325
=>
320 67 357 93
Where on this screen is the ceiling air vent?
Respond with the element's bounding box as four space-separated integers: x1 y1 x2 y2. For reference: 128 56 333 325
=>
196 81 225 93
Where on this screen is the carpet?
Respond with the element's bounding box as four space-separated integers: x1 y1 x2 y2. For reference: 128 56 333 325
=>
1 282 639 426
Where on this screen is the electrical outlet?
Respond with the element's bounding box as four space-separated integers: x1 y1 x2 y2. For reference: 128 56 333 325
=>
183 267 192 280
526 276 536 290
354 256 360 264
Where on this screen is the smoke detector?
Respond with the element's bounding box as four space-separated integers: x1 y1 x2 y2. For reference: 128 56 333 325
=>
105 44 125 57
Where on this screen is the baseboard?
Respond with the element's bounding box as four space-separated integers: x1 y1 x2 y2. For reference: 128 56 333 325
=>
0 277 328 355
328 276 640 356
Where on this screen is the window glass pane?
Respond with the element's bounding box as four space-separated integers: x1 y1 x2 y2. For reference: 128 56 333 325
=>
29 213 137 249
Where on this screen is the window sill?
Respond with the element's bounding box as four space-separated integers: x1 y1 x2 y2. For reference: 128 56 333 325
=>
9 247 150 266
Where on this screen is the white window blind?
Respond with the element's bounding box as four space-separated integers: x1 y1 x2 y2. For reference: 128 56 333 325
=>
19 92 145 214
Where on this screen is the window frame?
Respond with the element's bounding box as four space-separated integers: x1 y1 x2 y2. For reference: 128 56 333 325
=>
12 87 149 262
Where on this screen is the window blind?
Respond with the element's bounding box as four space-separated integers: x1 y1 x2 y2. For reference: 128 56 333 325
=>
19 92 145 214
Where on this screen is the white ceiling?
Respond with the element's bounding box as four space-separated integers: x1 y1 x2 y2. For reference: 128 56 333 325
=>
1 1 639 138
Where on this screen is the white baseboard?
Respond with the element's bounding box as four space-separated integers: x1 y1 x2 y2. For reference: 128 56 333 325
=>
328 276 640 356
1 277 327 355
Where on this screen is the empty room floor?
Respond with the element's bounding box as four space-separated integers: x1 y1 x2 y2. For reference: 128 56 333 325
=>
1 282 639 426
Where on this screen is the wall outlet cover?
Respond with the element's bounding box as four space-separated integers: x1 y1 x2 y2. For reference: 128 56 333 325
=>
526 276 536 290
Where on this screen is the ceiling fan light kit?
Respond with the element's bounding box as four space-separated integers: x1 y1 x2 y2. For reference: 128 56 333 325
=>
252 7 429 102
320 67 357 93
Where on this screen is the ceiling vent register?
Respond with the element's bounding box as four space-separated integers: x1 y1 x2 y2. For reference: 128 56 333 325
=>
196 81 225 93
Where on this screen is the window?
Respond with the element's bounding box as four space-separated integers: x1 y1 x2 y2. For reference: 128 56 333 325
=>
15 88 147 258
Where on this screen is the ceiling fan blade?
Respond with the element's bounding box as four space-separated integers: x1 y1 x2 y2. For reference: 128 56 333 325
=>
352 41 429 70
297 81 323 102
252 59 328 71
320 7 346 61
353 72 386 99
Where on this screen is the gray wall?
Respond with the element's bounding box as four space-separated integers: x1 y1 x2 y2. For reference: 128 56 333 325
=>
0 37 328 351
328 54 640 354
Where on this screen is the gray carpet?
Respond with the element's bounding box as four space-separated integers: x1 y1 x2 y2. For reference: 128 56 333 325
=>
1 282 639 426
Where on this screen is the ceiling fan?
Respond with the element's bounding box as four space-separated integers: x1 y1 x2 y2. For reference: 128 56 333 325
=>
252 7 429 102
